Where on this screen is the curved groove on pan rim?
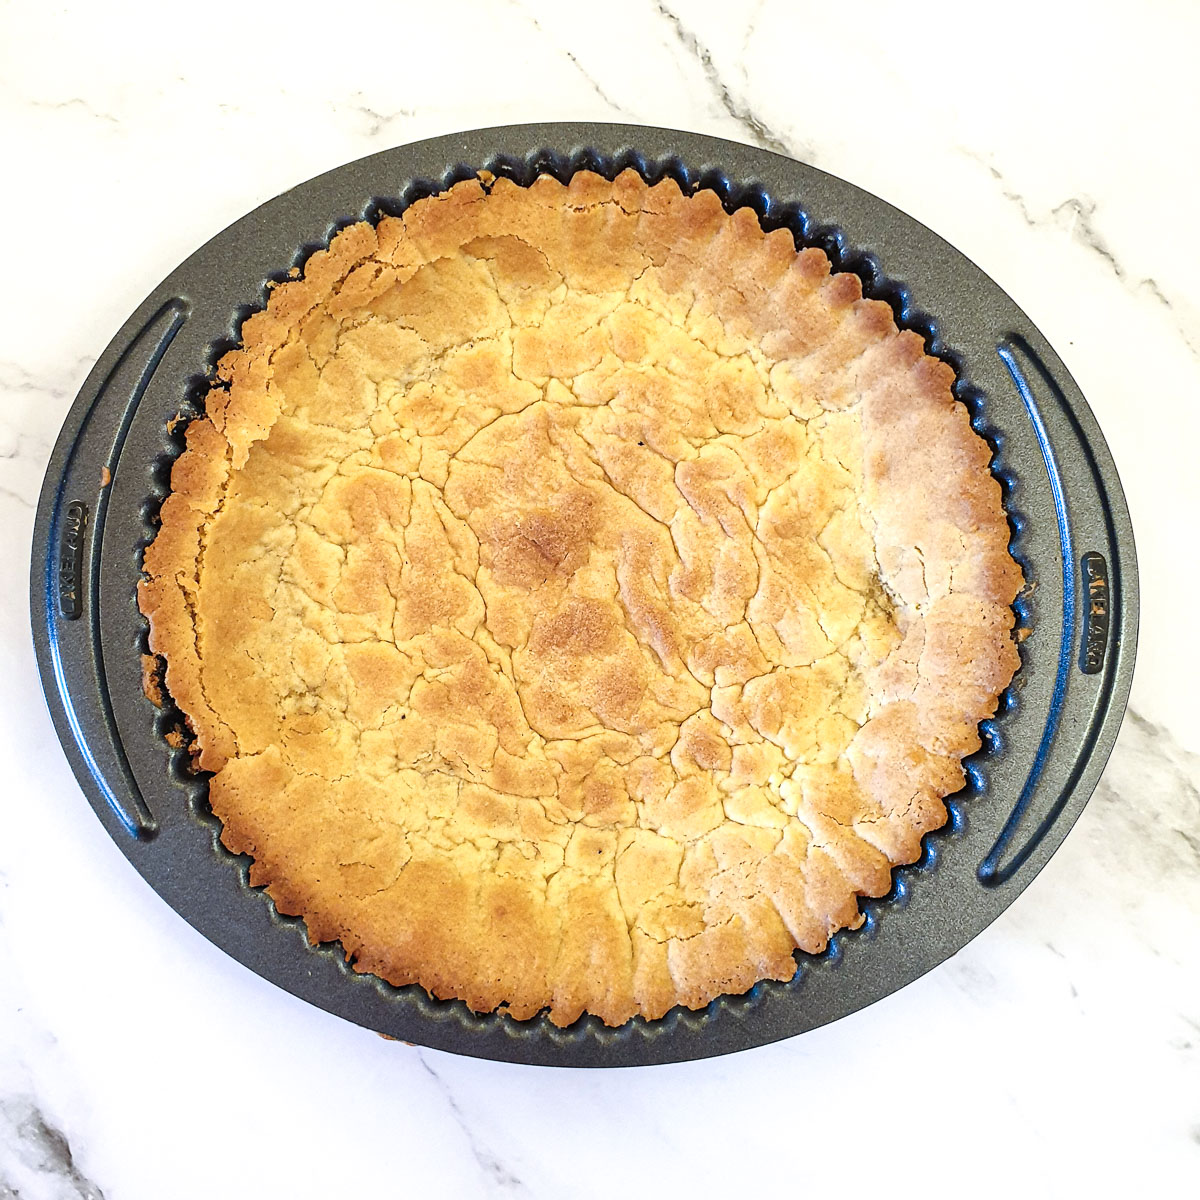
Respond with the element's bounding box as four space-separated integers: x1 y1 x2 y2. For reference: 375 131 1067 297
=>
48 298 191 837
979 336 1125 885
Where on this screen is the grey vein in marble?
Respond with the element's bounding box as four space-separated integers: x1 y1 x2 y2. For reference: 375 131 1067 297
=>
0 359 94 404
972 156 1200 358
0 360 94 476
343 93 415 140
1049 194 1196 345
1174 1013 1200 1054
501 0 631 117
0 1097 106 1200
561 46 629 116
0 427 58 474
738 0 768 61
650 0 810 161
415 1051 528 1194
28 96 120 127
1114 709 1200 868
0 485 33 511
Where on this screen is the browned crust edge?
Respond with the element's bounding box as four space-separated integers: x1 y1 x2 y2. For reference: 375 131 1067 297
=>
138 169 1023 1027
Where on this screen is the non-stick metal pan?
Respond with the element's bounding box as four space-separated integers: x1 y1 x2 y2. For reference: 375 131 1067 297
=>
30 124 1138 1066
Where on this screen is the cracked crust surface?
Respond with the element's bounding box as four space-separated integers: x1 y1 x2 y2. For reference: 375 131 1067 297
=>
138 170 1022 1026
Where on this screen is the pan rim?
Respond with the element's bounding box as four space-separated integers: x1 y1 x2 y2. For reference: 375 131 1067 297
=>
30 122 1138 1067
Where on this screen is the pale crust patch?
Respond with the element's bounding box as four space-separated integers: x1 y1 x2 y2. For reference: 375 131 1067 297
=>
139 171 1022 1026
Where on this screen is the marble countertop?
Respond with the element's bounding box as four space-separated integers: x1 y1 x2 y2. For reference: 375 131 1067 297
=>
2 1 1198 1195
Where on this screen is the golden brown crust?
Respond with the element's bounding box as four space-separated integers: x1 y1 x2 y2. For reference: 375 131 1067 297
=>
140 653 165 708
139 170 1021 1026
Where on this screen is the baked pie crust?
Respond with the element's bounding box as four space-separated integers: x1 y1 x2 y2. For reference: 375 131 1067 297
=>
139 169 1022 1026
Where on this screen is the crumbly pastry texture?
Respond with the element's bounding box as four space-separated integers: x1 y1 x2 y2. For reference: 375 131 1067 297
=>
139 169 1022 1026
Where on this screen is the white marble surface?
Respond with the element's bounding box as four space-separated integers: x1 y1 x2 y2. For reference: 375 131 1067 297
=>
2 0 1198 1195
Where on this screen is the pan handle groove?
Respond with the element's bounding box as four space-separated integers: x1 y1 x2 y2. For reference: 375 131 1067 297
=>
37 298 190 839
977 337 1131 885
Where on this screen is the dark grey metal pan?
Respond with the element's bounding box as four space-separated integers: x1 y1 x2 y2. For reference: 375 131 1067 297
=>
29 123 1137 1067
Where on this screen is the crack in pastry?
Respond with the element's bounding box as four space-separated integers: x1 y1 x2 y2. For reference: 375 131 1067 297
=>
139 169 1022 1026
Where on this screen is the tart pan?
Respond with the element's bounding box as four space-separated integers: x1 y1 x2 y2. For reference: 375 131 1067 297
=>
30 124 1138 1067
